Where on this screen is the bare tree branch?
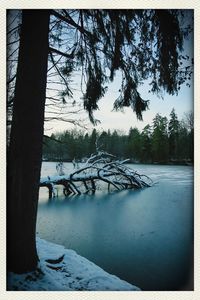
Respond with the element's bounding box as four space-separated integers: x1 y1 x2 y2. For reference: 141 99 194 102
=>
7 74 16 85
49 50 72 97
49 46 74 59
51 10 94 39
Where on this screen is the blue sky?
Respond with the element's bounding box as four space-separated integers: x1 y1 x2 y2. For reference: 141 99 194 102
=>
89 76 193 133
44 10 194 135
94 31 194 133
6 9 195 135
46 59 193 134
45 72 193 134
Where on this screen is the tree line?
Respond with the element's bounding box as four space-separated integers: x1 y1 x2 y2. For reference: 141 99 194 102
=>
43 109 193 164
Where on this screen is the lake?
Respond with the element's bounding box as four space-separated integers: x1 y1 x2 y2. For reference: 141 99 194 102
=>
36 162 194 291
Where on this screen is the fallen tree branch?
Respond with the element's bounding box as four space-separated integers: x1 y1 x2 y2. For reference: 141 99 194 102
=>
40 151 153 198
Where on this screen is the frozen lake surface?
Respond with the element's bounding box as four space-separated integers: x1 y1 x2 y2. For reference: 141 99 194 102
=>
37 162 193 291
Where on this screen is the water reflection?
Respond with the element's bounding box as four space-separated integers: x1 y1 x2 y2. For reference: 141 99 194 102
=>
37 164 193 291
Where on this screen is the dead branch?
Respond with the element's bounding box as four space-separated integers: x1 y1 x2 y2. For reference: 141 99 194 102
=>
40 151 152 198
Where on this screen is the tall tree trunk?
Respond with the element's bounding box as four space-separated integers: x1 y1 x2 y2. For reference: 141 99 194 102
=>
7 10 50 273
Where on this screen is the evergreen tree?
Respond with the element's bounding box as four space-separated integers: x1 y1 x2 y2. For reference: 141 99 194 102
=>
111 130 124 158
152 114 169 163
177 112 194 161
182 112 194 161
141 124 152 163
98 131 109 152
83 133 90 158
168 108 180 160
127 127 141 161
7 10 50 273
177 123 189 160
89 129 98 153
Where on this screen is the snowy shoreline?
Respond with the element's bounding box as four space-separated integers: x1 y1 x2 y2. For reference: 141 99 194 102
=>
7 237 140 291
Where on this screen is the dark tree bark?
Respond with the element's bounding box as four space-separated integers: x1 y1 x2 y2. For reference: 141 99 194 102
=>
7 10 50 273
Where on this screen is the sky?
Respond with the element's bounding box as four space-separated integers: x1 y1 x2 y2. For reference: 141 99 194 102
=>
45 69 193 135
87 74 193 133
30 9 189 135
6 9 193 136
45 20 193 135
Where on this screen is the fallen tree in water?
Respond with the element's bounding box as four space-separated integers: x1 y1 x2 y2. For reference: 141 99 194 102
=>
40 151 152 198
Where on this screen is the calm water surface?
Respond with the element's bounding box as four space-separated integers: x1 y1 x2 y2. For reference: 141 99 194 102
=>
36 162 193 291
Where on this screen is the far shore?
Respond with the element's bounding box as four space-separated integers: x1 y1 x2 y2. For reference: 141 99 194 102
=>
42 159 193 166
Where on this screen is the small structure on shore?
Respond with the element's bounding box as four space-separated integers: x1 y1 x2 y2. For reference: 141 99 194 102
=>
40 151 152 198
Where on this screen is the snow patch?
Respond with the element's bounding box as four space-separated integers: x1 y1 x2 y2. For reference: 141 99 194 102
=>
7 237 140 291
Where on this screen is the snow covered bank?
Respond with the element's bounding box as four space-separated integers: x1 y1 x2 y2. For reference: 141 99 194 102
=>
7 237 140 291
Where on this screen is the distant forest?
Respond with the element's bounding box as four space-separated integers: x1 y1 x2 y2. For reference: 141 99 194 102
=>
43 109 193 164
